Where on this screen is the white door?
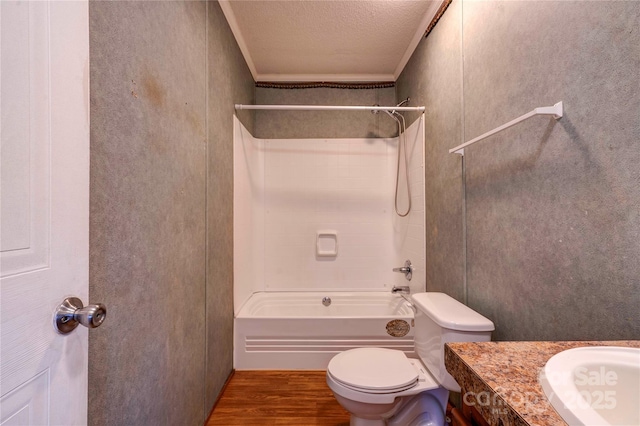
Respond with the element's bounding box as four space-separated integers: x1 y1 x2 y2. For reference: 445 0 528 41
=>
1 1 90 424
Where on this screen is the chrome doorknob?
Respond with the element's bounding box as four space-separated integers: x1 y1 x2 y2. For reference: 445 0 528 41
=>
54 297 107 334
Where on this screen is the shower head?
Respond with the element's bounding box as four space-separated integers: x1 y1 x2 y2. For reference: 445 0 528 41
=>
389 98 410 116
370 98 411 116
396 98 410 108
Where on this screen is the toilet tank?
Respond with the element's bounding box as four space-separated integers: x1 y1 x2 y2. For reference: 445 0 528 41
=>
411 292 494 392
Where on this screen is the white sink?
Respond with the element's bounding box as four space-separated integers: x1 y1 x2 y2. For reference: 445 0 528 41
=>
539 346 640 425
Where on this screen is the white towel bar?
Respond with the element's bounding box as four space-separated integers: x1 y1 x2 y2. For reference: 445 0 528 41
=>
449 101 563 155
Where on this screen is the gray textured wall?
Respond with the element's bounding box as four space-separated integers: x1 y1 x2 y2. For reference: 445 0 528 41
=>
397 0 465 302
89 1 253 424
205 1 254 413
254 87 397 139
398 0 639 340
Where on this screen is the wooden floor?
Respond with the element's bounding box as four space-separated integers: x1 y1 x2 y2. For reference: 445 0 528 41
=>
206 371 350 426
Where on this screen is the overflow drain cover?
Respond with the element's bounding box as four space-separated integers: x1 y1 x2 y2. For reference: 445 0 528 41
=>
386 319 410 337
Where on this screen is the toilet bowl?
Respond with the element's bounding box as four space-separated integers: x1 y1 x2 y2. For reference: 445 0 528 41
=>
326 348 448 426
326 292 494 426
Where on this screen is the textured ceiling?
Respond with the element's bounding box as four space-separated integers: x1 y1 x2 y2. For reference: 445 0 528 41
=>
219 0 442 82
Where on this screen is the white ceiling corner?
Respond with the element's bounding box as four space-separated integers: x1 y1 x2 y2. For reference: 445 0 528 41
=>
219 0 442 83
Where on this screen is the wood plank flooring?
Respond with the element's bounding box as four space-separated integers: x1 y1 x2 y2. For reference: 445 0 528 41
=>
206 371 350 426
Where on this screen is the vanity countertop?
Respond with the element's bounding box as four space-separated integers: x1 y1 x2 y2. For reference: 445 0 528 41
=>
444 340 640 426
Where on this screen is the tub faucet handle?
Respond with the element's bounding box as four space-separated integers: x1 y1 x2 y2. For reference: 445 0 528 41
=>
392 259 413 281
391 285 410 295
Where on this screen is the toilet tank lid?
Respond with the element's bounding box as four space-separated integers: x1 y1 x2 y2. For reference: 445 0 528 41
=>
411 293 495 332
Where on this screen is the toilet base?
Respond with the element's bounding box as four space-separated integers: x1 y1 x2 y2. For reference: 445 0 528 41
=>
343 389 449 426
350 416 385 426
387 389 448 426
333 391 401 423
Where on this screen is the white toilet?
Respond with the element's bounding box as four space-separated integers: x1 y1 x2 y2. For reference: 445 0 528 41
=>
326 292 494 426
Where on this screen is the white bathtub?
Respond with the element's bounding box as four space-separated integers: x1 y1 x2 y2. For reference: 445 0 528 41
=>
234 292 416 370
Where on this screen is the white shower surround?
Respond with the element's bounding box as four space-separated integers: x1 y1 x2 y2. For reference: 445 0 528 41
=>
233 114 425 314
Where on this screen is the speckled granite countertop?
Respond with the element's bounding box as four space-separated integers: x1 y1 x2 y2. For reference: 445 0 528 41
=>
444 341 640 426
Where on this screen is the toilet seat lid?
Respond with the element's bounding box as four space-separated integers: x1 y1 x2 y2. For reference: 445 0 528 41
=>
327 348 418 392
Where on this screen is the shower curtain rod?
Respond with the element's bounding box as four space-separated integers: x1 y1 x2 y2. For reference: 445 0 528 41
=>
235 104 425 112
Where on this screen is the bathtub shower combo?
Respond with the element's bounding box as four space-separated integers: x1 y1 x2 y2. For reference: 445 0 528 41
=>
235 291 416 369
233 102 426 370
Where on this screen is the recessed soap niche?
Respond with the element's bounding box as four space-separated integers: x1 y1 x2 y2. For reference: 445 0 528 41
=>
316 230 338 258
